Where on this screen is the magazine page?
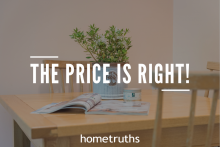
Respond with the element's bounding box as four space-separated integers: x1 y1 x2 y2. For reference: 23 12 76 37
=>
86 100 150 115
31 93 101 114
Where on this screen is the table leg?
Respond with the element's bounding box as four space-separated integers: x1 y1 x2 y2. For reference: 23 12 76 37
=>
14 120 30 147
45 137 71 147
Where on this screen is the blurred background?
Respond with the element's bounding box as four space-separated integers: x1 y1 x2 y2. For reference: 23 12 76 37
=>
0 0 219 146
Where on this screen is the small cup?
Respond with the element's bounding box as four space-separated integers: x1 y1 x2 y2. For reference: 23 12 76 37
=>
123 88 141 105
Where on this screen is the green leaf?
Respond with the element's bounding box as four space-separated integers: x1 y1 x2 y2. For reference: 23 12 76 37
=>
70 24 131 63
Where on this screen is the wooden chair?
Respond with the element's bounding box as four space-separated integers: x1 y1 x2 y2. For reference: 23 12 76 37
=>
204 62 219 97
44 60 93 93
151 71 219 147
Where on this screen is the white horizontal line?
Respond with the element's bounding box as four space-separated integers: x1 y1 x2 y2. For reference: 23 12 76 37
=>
30 56 59 58
162 89 190 91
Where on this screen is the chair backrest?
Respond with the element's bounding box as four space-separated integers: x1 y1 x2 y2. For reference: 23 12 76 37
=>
204 62 219 97
151 71 219 147
44 60 93 93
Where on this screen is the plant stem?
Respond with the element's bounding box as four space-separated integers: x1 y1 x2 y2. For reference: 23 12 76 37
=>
79 43 97 62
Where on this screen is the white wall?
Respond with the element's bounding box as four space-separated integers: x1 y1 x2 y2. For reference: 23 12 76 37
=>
173 0 219 97
0 0 173 146
0 0 173 96
173 0 219 70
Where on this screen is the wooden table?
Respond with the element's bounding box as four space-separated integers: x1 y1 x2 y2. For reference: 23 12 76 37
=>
0 90 219 147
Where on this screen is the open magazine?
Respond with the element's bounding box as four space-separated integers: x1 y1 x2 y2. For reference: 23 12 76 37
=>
32 93 150 115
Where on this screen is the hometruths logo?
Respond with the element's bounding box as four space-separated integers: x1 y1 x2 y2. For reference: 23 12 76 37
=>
80 134 140 143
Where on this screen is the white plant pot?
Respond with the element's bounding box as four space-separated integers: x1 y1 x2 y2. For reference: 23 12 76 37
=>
93 63 128 99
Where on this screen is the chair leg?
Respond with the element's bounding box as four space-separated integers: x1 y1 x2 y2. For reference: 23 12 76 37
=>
14 120 30 147
152 89 163 147
205 90 219 147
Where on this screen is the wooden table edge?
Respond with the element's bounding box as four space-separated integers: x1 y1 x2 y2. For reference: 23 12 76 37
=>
0 93 219 138
0 95 58 139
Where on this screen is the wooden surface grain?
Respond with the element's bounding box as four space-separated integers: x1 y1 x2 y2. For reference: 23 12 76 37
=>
151 71 219 147
204 61 219 97
14 124 219 147
151 71 219 89
206 61 220 71
0 90 219 140
0 95 57 139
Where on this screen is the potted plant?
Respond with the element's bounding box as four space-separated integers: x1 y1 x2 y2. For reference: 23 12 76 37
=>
70 24 132 99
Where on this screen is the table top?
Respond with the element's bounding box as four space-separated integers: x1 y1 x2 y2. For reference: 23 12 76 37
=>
0 90 219 139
